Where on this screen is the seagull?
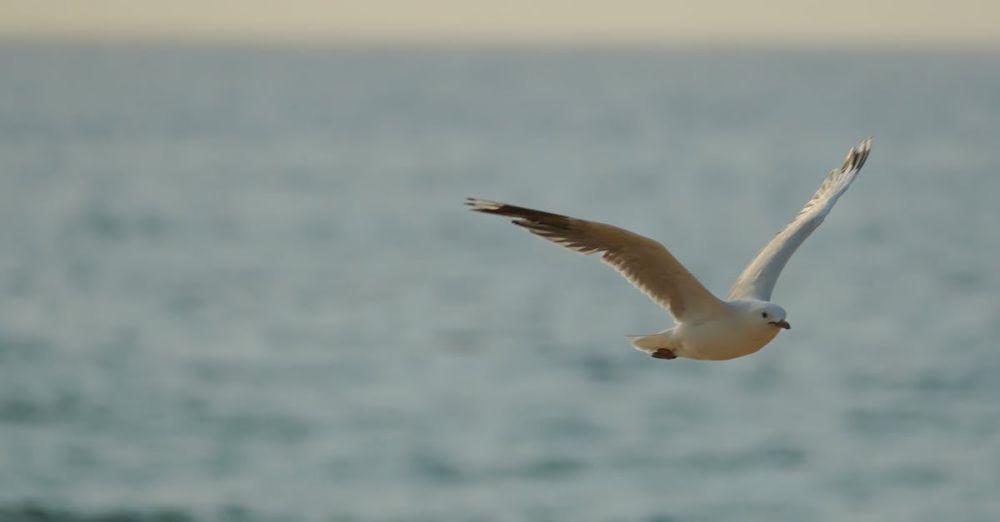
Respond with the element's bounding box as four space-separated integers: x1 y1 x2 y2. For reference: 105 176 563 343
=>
467 138 871 361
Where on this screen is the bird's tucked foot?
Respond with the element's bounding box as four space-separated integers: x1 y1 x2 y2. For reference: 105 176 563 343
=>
651 348 677 360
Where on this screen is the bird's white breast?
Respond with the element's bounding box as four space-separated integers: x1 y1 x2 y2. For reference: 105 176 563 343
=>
674 317 780 361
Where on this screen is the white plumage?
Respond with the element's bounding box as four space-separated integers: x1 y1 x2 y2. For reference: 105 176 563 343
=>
468 138 871 361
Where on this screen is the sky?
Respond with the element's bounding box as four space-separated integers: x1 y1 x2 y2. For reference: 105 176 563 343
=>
1 0 999 48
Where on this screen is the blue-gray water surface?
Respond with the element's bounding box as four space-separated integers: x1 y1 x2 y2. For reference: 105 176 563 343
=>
1 44 999 522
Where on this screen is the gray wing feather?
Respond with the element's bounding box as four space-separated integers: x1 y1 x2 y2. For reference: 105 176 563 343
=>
727 138 872 301
467 198 725 321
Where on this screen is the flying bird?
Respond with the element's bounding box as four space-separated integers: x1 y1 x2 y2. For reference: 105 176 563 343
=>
467 138 871 361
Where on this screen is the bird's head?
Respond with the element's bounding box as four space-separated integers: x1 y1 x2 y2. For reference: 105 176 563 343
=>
758 303 790 330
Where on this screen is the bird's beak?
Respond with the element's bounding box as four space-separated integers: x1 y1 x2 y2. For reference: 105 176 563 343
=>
769 320 791 330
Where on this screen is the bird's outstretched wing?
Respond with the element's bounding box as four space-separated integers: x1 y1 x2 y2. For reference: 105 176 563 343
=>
467 198 726 321
727 137 872 301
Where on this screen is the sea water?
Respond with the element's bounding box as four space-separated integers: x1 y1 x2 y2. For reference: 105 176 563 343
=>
0 44 998 522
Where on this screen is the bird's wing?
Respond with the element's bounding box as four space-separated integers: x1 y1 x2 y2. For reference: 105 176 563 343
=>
726 137 872 301
467 198 726 321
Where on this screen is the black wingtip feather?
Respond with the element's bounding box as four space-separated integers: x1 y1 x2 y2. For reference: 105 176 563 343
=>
843 137 872 173
465 198 576 230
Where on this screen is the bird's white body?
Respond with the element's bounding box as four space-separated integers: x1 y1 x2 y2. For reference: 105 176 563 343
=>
630 300 785 360
469 138 871 361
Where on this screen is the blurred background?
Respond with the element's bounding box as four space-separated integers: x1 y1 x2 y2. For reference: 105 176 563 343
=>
1 2 999 521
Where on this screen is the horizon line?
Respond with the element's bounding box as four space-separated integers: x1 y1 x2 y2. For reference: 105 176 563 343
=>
2 33 1000 54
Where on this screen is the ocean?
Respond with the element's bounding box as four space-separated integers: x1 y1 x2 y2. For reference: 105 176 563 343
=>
0 43 998 522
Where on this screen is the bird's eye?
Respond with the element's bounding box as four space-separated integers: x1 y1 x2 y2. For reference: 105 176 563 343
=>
762 312 769 318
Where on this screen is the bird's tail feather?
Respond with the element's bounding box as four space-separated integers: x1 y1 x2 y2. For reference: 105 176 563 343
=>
627 330 675 354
